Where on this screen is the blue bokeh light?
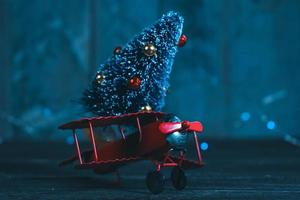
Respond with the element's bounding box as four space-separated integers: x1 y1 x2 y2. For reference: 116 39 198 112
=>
200 142 208 151
266 120 276 130
66 136 74 145
240 112 251 121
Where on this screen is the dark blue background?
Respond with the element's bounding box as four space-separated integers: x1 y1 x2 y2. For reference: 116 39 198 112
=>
0 0 299 143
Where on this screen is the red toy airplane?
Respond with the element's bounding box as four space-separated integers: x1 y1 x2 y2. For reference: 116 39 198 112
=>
59 111 204 194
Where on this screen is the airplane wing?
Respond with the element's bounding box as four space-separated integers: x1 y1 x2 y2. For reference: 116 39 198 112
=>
59 111 167 130
59 149 141 174
75 157 141 169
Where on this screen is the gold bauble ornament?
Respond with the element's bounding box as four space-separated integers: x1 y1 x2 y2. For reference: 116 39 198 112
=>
95 73 105 84
140 104 152 111
143 43 157 56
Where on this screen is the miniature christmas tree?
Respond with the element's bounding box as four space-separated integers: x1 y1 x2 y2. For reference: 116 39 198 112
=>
82 11 187 116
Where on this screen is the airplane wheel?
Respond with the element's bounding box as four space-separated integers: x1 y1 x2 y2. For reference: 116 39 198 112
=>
146 171 165 194
171 167 187 190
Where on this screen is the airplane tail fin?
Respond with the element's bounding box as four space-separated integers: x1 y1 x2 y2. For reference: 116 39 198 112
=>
58 155 77 167
58 149 94 167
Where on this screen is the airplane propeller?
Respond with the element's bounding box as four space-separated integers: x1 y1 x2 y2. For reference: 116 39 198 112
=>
159 121 203 135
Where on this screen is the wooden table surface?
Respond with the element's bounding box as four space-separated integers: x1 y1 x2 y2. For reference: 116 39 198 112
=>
0 140 299 199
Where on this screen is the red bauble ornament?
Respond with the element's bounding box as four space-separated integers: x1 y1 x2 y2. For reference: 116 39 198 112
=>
178 34 187 47
113 46 122 55
128 76 142 90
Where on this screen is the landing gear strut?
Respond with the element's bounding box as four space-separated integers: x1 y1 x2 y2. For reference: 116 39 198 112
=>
146 151 189 194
